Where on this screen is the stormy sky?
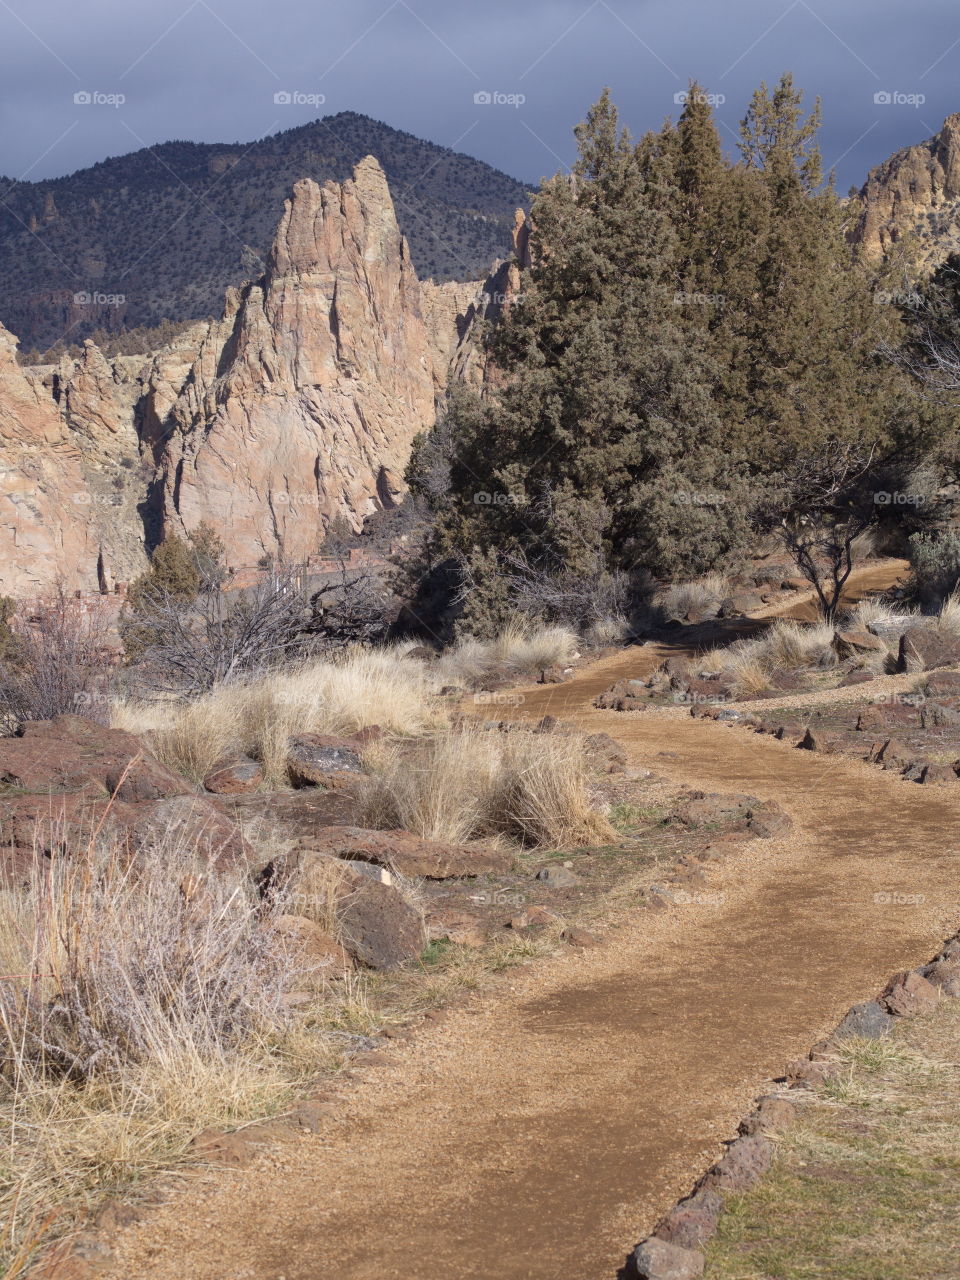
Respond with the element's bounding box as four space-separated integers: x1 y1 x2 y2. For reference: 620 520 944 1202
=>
1 0 958 191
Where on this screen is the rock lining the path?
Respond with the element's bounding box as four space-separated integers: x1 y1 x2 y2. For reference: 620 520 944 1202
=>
631 928 960 1276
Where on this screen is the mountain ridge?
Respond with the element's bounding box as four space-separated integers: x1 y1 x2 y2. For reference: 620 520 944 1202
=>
0 111 531 352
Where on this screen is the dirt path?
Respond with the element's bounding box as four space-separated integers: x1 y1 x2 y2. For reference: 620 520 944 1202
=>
99 559 960 1280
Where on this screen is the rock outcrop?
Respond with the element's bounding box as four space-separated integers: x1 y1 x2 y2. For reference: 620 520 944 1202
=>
154 157 439 563
0 325 103 595
852 112 960 269
0 157 507 595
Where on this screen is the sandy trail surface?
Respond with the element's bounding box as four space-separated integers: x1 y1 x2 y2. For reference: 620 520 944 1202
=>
99 560 960 1280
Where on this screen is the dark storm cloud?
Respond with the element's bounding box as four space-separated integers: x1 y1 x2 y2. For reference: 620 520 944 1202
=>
1 0 958 189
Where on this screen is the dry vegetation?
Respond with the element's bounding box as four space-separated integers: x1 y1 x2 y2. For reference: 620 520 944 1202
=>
432 621 580 690
112 647 445 785
358 724 616 847
0 832 341 1276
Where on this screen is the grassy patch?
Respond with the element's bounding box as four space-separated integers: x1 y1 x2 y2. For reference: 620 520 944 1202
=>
705 1002 960 1279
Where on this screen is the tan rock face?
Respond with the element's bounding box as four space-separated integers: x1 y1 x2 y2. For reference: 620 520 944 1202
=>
156 157 440 564
0 325 102 595
852 112 960 269
0 156 500 595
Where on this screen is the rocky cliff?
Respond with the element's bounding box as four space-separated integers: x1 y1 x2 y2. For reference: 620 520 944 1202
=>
0 157 497 596
852 112 960 270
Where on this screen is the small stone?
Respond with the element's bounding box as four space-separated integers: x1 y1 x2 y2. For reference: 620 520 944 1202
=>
926 958 960 996
202 754 264 794
634 1236 704 1279
881 970 939 1016
653 1187 723 1250
833 999 893 1040
708 1134 773 1191
738 1096 796 1136
561 925 599 948
535 865 580 888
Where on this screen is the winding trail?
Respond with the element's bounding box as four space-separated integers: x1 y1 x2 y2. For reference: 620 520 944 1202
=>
98 560 960 1280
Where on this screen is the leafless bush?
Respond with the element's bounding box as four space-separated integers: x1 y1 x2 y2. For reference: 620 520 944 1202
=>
307 554 396 650
0 589 112 728
0 841 296 1087
126 568 315 694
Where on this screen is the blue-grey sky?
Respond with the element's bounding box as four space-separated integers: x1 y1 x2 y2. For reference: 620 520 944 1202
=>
1 0 958 189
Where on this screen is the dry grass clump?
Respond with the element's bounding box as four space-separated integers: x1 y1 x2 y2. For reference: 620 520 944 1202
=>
434 621 579 690
845 596 915 632
654 573 730 621
358 724 614 848
935 589 960 638
113 647 445 786
699 619 838 698
583 614 633 648
0 833 338 1272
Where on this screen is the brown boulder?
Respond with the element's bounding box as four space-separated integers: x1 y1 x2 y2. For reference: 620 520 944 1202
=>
335 865 425 970
593 678 647 711
269 913 353 981
881 970 939 1016
133 794 252 868
671 791 790 839
926 958 960 996
203 755 264 794
633 1236 704 1280
221 787 361 854
838 670 875 687
307 826 512 879
738 1095 796 1136
898 626 960 673
271 850 425 969
918 762 959 785
834 627 886 658
706 1134 774 1192
854 701 919 732
286 734 364 786
654 1187 723 1251
0 791 138 861
868 738 914 770
0 714 191 802
582 732 627 772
